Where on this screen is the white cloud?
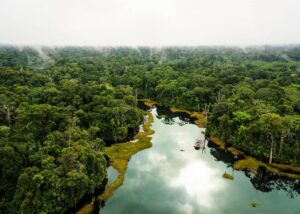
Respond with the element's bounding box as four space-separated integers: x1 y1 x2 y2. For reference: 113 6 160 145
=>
170 160 228 209
0 0 299 46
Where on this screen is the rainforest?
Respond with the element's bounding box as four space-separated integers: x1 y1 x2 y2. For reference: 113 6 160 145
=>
1 46 300 214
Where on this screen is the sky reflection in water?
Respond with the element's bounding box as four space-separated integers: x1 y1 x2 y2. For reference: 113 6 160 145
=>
100 108 300 214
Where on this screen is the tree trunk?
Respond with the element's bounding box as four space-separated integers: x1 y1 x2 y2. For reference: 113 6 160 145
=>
135 88 138 105
145 82 148 98
3 104 12 128
279 131 288 156
68 133 72 147
295 135 299 164
279 135 284 156
204 103 209 118
269 135 274 164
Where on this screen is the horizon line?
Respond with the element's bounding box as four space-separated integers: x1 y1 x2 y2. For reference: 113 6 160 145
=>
1 43 300 48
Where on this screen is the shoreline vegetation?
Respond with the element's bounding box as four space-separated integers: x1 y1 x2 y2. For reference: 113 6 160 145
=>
170 107 207 128
101 111 154 200
139 99 158 108
169 105 300 179
210 136 300 179
76 109 154 214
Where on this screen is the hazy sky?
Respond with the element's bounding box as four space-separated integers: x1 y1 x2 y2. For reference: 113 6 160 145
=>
0 0 300 46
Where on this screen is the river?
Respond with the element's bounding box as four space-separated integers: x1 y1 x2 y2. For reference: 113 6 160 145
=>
99 107 300 214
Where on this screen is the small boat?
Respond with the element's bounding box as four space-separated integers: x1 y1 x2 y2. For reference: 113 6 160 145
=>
194 139 204 150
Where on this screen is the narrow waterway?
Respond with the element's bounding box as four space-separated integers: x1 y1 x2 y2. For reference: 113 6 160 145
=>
100 107 300 214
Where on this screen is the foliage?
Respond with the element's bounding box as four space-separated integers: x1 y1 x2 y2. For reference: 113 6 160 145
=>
0 46 144 213
1 45 300 212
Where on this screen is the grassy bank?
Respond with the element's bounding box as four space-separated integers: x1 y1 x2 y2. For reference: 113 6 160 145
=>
100 111 154 200
210 137 300 179
170 107 206 128
77 110 154 214
139 99 158 108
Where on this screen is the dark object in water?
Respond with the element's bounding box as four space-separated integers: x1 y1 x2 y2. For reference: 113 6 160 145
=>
223 172 234 180
194 139 204 150
180 149 185 152
194 146 200 150
250 202 259 208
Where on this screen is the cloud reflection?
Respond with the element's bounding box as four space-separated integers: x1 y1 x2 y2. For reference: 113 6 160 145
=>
171 160 227 209
132 111 227 212
102 109 300 214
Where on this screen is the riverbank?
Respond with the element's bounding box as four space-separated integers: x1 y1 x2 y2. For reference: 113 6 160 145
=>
76 110 154 214
139 99 158 108
100 111 154 200
170 107 206 128
209 136 300 179
169 105 300 179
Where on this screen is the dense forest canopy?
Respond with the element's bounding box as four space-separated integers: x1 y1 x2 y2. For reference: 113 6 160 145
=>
1 45 300 213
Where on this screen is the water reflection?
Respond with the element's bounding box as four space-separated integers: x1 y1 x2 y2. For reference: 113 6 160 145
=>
171 160 227 209
208 140 300 198
100 108 300 214
106 167 118 185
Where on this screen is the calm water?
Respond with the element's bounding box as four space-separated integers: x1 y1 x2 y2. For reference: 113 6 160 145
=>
100 108 300 214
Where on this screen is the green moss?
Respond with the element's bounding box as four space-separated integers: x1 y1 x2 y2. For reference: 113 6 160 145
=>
139 99 158 107
222 172 234 180
190 112 206 128
271 163 300 174
227 147 245 156
233 157 300 179
265 164 300 179
76 201 95 214
233 157 260 173
170 107 191 114
170 107 206 128
210 137 226 149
